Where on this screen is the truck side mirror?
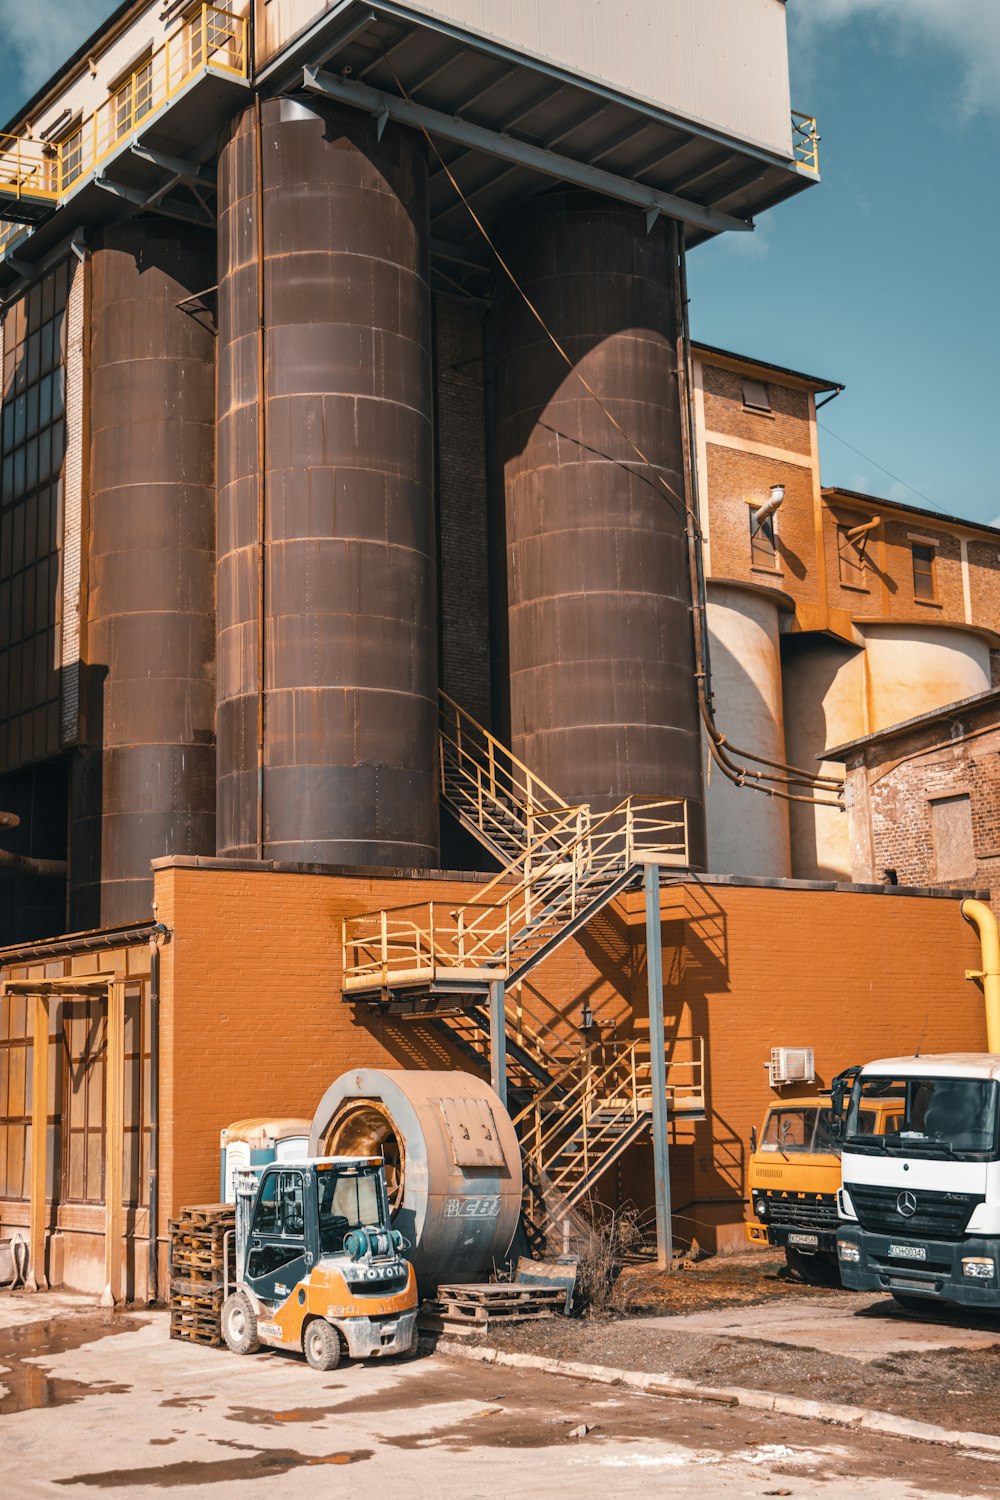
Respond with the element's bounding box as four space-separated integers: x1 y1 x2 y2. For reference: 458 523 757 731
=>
749 1125 758 1153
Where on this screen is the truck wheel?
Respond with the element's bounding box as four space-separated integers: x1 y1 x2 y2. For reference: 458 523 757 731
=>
222 1291 261 1356
303 1319 341 1371
785 1246 840 1287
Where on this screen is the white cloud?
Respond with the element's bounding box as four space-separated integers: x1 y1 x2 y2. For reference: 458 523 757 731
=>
792 0 1000 116
0 1 110 103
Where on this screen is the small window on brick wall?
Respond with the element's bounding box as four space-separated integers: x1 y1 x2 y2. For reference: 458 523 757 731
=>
749 504 778 569
837 524 869 589
930 793 975 882
742 378 771 414
912 541 937 601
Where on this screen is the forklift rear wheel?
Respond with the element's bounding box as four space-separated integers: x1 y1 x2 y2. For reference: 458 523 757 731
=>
222 1292 261 1356
303 1318 341 1371
785 1246 840 1287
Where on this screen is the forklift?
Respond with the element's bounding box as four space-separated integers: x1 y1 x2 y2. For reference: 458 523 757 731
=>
221 1155 418 1370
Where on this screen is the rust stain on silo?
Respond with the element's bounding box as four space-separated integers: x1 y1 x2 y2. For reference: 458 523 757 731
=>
494 193 705 863
215 98 438 868
71 220 217 930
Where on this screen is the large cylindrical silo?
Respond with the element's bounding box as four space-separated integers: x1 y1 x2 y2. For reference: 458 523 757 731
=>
705 581 791 877
215 99 438 867
494 195 704 864
71 222 217 929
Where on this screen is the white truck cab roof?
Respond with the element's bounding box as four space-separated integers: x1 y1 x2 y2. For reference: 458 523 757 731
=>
860 1054 1000 1081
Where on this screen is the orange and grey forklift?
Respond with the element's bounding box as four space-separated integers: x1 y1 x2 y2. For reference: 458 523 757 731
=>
221 1155 418 1370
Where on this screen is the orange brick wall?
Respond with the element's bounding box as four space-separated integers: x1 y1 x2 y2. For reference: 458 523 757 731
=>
701 361 812 456
153 862 987 1263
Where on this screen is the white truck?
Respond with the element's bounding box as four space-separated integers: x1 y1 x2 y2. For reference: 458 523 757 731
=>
833 900 1000 1310
834 1055 1000 1309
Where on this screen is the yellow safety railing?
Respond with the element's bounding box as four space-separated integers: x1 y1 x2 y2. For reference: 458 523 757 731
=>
0 5 247 220
439 690 571 853
515 1037 705 1234
342 793 689 994
791 111 820 174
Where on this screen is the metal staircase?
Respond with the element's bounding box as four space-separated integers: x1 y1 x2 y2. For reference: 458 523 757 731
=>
343 692 701 1245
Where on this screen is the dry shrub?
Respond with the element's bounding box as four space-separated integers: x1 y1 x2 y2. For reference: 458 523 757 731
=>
574 1202 647 1314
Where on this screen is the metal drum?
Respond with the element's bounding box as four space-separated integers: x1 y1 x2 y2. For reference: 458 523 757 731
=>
309 1069 522 1292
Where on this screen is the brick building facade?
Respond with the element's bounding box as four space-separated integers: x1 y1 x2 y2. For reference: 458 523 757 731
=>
830 689 1000 905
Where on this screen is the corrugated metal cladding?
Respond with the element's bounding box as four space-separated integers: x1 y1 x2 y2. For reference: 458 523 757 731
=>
215 98 438 867
0 264 69 773
495 193 705 865
258 0 793 158
70 222 217 931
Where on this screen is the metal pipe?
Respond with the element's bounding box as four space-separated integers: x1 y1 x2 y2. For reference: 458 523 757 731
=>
147 933 161 1303
961 899 1000 1053
0 850 67 879
645 863 672 1270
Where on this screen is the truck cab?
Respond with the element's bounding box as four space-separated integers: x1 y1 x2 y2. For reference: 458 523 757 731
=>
746 1093 901 1284
221 1155 418 1369
836 1055 1000 1309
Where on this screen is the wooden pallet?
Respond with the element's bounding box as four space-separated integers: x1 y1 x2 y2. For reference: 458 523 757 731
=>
425 1281 566 1329
168 1204 236 1346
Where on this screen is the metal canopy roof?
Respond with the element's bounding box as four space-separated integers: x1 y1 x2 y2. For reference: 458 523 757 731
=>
267 1 816 287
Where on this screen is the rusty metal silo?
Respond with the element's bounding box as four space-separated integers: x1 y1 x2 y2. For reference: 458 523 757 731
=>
494 193 705 863
215 98 438 868
71 221 217 929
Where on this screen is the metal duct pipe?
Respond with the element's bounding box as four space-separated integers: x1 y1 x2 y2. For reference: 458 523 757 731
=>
962 899 1000 1053
0 812 67 878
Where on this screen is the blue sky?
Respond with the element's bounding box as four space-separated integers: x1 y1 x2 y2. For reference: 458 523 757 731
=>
2 1 997 526
689 0 1000 526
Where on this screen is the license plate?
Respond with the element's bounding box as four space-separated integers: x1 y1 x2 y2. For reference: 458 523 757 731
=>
889 1244 927 1261
787 1233 819 1247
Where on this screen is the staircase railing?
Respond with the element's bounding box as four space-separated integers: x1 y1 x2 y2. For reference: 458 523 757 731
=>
342 793 689 994
439 689 568 820
515 1037 705 1236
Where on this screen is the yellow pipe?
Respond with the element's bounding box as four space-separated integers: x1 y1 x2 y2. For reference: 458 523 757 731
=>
961 899 1000 1053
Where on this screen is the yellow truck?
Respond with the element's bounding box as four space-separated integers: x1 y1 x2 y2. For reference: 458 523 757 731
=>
745 1091 901 1284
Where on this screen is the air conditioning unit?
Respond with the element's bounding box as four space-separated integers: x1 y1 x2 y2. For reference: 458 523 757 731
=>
767 1047 815 1088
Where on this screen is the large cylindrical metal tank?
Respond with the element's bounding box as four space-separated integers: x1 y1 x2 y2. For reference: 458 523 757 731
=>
71 221 216 929
494 194 705 863
861 623 990 731
215 99 438 867
705 581 791 877
309 1069 522 1292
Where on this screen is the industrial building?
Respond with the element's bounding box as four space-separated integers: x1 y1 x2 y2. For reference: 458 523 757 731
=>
0 1 996 1301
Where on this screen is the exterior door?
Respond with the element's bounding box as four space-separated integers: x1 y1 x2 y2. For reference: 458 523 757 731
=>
245 1167 310 1306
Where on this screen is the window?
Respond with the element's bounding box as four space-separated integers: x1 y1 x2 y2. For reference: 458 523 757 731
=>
112 54 153 141
749 505 778 569
837 524 869 588
930 793 974 882
57 119 84 191
742 378 772 414
912 541 937 601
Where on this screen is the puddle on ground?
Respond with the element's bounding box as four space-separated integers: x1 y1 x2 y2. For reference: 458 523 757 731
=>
55 1442 374 1488
0 1312 141 1417
226 1406 341 1426
160 1395 214 1410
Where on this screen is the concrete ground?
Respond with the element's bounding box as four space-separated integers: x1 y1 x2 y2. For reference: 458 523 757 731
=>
640 1292 1000 1362
2 1292 1000 1498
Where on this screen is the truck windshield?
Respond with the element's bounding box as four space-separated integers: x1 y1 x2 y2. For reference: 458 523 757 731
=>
761 1107 838 1153
846 1076 1000 1161
317 1166 387 1254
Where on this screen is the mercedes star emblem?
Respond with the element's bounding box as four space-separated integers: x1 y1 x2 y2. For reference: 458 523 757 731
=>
897 1190 918 1218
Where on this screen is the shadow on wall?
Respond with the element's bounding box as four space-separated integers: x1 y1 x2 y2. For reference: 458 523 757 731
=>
0 761 69 943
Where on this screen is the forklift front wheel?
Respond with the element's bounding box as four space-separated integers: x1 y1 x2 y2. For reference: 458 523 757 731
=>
222 1292 261 1356
303 1318 342 1371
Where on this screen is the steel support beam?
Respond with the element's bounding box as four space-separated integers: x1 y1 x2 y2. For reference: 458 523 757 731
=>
302 67 753 237
488 978 507 1109
102 975 126 1308
129 144 217 185
645 864 673 1271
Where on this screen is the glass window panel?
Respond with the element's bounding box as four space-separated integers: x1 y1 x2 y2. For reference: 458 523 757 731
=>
25 331 40 387
0 1125 8 1196
68 1131 84 1200
12 447 25 500
86 1131 103 1202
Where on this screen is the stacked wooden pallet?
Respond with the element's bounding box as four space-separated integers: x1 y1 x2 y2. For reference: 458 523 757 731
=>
168 1204 236 1347
421 1280 567 1335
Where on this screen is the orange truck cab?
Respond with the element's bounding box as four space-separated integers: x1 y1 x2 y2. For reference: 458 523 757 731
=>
745 1092 901 1284
221 1156 418 1370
